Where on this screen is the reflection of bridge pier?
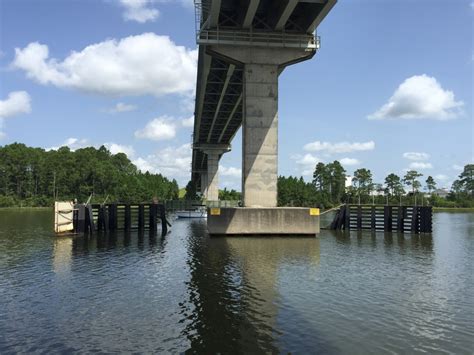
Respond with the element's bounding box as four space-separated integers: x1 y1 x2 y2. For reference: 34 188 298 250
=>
226 237 320 333
184 220 320 352
192 0 336 235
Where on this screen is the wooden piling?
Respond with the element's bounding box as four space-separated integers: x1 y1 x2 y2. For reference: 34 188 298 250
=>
138 204 145 230
371 206 376 230
108 204 117 231
124 205 131 231
329 204 431 234
384 206 392 232
357 206 362 230
149 204 157 233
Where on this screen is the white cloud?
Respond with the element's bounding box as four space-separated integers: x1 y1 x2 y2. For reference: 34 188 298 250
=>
134 116 176 141
0 91 31 118
340 157 360 166
133 143 191 185
294 153 321 166
368 75 463 120
12 33 198 97
104 143 135 157
47 137 89 151
119 0 159 23
452 164 464 171
303 140 375 154
403 152 430 161
106 102 136 113
220 166 241 178
182 115 194 128
133 157 155 173
291 153 323 178
409 162 433 170
434 174 449 182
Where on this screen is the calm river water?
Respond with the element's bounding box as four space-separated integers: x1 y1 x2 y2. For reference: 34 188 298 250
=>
0 209 473 354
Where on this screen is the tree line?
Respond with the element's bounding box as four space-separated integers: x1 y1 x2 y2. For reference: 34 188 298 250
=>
0 143 179 207
278 161 474 208
2 142 472 209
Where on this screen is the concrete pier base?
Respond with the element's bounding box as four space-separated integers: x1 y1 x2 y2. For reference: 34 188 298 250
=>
207 207 320 236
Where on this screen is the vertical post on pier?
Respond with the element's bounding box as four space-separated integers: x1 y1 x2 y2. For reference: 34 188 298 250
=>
124 205 131 231
371 205 376 230
158 205 168 236
98 205 109 232
149 204 157 234
75 204 86 233
109 204 117 231
397 206 405 232
357 205 362 230
411 206 419 233
384 206 392 232
344 205 350 230
138 204 145 231
85 204 95 234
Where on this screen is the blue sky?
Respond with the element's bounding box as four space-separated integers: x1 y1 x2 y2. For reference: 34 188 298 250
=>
0 0 472 190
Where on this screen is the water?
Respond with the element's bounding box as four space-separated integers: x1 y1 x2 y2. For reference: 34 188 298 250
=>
0 209 473 354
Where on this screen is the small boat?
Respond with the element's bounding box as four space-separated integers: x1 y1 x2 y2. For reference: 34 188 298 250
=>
176 207 207 219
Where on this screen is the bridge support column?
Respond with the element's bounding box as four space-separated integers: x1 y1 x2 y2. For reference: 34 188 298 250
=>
208 46 315 207
195 144 231 202
204 150 220 201
242 63 279 207
200 172 208 198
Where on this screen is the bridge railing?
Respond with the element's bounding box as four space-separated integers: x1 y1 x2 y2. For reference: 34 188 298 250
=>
197 29 319 50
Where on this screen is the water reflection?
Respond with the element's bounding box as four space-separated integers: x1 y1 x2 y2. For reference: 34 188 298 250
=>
1 211 473 354
182 220 320 353
52 237 73 275
71 230 169 255
329 229 434 253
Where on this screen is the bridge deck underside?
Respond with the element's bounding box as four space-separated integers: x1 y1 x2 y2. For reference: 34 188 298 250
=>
192 0 335 189
192 53 243 187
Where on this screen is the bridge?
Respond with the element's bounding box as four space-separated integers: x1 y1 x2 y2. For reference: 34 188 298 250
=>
191 0 336 234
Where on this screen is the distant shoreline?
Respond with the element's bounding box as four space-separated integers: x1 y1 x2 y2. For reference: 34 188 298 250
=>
433 207 474 212
0 207 51 211
0 206 473 212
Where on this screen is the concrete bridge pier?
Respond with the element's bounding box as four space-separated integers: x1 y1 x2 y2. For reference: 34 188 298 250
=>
209 46 315 207
206 46 320 235
195 144 231 202
200 172 208 199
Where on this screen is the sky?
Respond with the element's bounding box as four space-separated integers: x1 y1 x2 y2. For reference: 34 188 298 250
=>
0 0 472 191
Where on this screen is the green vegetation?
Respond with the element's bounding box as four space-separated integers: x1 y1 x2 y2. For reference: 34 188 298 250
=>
277 162 474 209
219 188 241 201
2 142 473 209
0 143 179 207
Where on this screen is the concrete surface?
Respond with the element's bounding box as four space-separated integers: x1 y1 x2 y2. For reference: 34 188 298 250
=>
207 207 320 236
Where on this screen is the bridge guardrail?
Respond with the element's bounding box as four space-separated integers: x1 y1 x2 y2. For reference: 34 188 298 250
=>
197 29 319 50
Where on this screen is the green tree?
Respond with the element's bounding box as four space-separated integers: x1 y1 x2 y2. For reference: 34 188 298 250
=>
219 188 241 200
326 160 346 203
184 180 198 200
425 176 436 194
353 168 373 201
0 143 181 206
312 162 327 192
459 164 474 196
403 170 423 193
384 173 404 197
